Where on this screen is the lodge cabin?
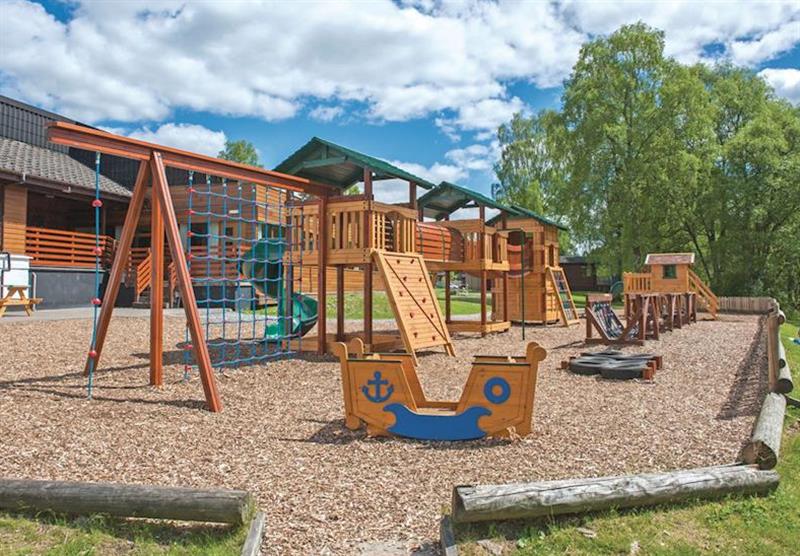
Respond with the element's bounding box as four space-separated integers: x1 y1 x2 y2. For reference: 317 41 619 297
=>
0 96 288 308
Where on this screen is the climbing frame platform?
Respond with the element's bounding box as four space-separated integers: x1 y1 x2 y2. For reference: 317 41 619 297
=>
372 251 455 361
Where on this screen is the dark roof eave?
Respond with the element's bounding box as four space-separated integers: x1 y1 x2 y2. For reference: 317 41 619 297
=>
0 169 131 202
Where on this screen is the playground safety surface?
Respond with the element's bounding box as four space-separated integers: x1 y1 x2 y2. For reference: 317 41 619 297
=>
0 313 767 554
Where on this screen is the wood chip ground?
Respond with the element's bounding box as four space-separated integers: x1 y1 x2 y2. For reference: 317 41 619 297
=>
0 313 766 554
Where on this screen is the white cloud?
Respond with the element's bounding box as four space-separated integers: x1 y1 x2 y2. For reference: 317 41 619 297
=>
127 123 227 157
0 0 797 140
759 68 800 105
309 105 344 122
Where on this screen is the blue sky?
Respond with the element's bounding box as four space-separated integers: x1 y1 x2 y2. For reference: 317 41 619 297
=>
1 1 798 202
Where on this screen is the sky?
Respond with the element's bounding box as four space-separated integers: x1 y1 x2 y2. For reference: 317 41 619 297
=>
1 0 799 204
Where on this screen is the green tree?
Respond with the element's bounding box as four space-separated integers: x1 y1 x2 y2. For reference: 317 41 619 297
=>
218 139 261 167
493 22 800 314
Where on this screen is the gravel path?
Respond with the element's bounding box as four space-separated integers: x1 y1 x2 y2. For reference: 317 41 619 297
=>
0 313 766 554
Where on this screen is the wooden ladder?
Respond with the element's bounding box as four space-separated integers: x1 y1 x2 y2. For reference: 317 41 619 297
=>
546 266 580 326
688 269 718 319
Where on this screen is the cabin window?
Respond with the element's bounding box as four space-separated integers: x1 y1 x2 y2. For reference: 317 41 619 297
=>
662 264 677 279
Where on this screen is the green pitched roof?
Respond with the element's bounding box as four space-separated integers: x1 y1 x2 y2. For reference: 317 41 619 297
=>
487 203 568 231
274 137 435 190
417 181 514 219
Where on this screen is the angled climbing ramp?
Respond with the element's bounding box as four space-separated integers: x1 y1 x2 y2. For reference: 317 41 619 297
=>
546 266 579 326
373 251 455 361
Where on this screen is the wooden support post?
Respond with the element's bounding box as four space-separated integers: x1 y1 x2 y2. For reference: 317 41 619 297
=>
336 266 345 341
480 271 487 336
149 187 164 386
84 162 149 375
151 152 221 412
479 205 486 336
317 195 328 354
503 270 509 322
444 271 451 323
364 167 373 347
408 181 417 209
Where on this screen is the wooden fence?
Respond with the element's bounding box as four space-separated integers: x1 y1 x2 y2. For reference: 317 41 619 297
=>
718 297 778 314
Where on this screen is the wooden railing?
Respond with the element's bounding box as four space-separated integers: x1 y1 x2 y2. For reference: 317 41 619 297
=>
417 219 508 267
25 226 116 268
688 269 718 317
135 250 152 300
623 272 652 293
289 199 418 264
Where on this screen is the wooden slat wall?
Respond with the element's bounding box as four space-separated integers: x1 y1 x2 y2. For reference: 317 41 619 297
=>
2 184 27 254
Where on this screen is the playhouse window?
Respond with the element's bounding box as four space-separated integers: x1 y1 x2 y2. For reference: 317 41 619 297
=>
663 264 677 279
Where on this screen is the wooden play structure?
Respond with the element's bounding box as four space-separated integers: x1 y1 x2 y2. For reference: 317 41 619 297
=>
46 123 335 412
334 339 547 440
42 127 571 411
488 206 578 325
416 182 512 336
624 253 718 318
585 293 658 345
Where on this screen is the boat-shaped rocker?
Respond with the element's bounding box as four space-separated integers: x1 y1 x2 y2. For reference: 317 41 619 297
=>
333 339 547 441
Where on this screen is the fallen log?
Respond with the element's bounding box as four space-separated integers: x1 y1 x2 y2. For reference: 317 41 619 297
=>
0 478 254 525
742 393 787 470
451 465 778 524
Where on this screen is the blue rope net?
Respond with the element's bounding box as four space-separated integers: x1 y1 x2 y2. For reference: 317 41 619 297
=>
86 151 102 398
182 176 310 370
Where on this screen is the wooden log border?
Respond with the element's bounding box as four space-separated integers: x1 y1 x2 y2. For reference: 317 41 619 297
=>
0 478 255 525
447 295 794 533
451 464 779 524
240 511 266 556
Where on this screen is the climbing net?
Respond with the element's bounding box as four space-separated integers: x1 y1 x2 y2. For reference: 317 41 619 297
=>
181 173 310 373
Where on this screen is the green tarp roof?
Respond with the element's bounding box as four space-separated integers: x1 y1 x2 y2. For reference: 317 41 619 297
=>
417 181 512 219
274 137 436 190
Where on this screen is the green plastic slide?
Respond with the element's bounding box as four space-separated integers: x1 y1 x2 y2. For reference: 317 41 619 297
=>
240 238 318 339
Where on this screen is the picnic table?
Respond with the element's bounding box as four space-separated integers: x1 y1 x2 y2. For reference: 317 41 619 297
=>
0 286 42 317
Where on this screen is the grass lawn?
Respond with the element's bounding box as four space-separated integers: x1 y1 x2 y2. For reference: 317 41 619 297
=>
455 320 800 555
328 288 489 320
571 290 624 309
0 512 247 555
252 288 490 320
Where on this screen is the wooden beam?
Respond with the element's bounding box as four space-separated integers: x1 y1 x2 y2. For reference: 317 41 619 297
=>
47 122 333 198
151 152 222 412
409 181 417 209
149 186 164 386
84 161 149 375
336 266 345 340
364 167 373 346
317 195 328 355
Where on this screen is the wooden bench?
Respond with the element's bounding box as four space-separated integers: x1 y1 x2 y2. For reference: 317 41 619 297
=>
0 286 42 317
